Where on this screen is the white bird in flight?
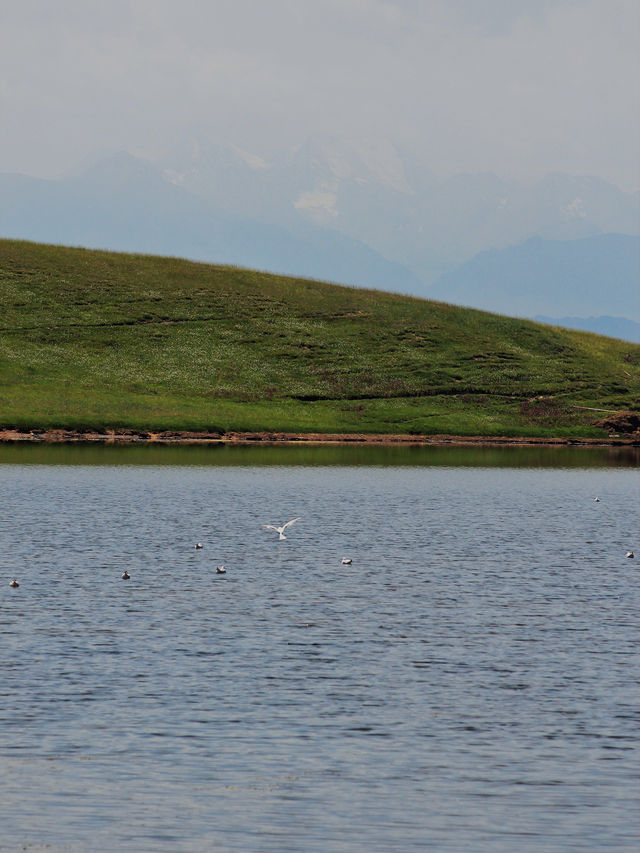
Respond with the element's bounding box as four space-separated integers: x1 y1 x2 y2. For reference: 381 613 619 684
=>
262 518 301 540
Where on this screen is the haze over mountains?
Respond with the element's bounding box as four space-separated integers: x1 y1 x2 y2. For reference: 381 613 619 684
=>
1 135 638 340
161 135 639 283
0 153 423 295
428 233 640 322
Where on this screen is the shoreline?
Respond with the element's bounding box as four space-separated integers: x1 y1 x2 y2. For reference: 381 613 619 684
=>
1 428 638 448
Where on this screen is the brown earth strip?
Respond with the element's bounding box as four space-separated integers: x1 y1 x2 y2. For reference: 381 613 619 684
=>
0 429 638 447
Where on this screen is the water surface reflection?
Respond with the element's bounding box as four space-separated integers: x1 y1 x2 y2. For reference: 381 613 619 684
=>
0 441 638 467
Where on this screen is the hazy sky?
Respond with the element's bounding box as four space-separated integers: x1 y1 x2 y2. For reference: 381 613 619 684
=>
1 0 638 189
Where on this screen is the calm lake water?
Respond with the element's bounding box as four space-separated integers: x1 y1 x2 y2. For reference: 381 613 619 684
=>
1 445 638 852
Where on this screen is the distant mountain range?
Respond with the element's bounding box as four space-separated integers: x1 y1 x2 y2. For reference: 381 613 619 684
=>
1 136 639 341
159 134 640 283
533 315 640 343
0 153 422 294
427 233 640 332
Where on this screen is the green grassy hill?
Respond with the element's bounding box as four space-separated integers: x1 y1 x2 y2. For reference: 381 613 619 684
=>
1 239 638 438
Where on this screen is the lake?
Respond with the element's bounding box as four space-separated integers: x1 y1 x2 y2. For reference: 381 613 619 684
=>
1 445 638 852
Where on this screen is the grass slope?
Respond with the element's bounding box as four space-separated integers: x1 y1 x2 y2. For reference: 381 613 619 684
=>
1 239 638 437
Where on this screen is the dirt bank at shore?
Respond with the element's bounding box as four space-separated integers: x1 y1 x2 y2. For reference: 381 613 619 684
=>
0 429 638 448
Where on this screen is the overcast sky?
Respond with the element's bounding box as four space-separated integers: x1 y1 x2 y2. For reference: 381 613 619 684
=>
1 0 638 189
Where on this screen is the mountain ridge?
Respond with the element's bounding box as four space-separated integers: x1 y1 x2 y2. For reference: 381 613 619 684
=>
427 233 640 324
0 154 422 295
158 134 640 282
534 315 640 343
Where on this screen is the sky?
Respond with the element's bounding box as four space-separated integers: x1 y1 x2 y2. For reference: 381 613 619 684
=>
1 0 638 190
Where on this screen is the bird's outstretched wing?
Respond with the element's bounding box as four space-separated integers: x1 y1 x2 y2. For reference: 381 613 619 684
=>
282 517 301 530
262 524 281 532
